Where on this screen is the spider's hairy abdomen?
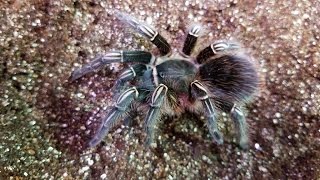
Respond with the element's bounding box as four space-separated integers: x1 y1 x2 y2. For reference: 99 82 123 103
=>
199 54 258 103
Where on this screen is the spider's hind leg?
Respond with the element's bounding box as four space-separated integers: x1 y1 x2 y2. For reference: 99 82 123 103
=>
196 41 240 64
230 104 249 150
213 97 249 149
115 11 171 56
88 87 139 148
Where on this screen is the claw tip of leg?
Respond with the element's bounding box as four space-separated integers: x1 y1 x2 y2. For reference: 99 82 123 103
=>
87 139 100 149
69 70 81 82
212 131 224 145
113 9 122 17
215 139 224 145
144 138 157 148
239 141 249 150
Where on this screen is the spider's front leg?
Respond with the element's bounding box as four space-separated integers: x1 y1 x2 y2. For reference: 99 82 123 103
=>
115 11 171 56
196 41 240 64
71 51 153 81
144 84 168 146
191 80 224 145
88 87 139 148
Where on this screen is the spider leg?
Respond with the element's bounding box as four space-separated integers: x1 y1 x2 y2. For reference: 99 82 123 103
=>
144 84 168 146
88 87 139 148
196 42 240 64
191 80 224 145
123 111 135 127
114 64 147 90
71 50 152 81
182 25 201 56
230 104 248 149
115 11 171 56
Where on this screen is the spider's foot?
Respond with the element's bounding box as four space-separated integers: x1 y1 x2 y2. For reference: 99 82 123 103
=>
210 130 224 145
70 55 105 81
230 105 249 150
144 136 157 148
239 138 249 150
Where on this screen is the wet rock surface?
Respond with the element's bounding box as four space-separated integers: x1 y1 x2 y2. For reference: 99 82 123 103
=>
0 1 319 179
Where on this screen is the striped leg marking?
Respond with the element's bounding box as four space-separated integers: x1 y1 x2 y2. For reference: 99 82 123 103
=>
115 11 171 56
114 64 147 90
230 105 249 149
71 51 152 81
144 84 168 146
182 25 201 56
88 87 139 148
196 42 240 64
191 80 223 145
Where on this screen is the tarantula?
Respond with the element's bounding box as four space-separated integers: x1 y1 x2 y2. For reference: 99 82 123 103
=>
71 11 258 149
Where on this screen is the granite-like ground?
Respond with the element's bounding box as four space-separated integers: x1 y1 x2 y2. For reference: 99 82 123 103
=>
0 0 319 179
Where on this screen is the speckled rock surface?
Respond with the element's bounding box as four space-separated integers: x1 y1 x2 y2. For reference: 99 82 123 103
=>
0 0 319 179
